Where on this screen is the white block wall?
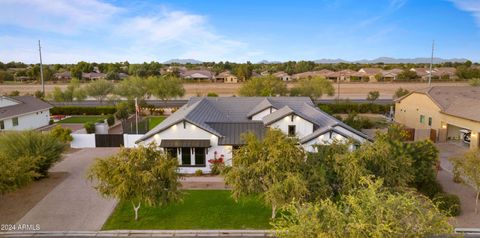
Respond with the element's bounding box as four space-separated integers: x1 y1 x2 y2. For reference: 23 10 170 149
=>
71 134 96 148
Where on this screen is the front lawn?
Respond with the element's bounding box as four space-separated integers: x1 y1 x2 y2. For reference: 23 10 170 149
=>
57 116 106 124
102 190 271 230
147 116 166 130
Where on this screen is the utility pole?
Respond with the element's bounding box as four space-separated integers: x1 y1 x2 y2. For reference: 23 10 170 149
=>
38 40 45 95
428 40 435 87
337 72 341 101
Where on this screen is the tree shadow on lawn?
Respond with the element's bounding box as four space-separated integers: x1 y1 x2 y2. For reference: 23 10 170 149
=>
102 190 272 230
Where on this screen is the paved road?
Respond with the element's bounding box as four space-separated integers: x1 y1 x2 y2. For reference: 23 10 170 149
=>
17 148 119 231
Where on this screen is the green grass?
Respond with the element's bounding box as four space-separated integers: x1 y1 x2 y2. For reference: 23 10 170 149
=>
102 190 272 230
57 116 107 124
147 116 166 130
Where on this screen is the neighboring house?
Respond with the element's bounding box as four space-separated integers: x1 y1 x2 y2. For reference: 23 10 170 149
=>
118 72 129 79
137 97 370 173
273 71 292 81
358 68 382 82
409 68 430 80
251 71 261 78
82 72 106 80
180 70 215 81
0 96 52 131
433 67 458 80
394 86 480 150
382 68 403 81
216 71 238 83
53 71 72 81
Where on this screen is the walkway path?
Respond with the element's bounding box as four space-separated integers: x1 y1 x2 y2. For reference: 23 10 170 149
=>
17 148 119 231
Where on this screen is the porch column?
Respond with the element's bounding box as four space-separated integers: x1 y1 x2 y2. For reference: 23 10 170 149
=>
470 130 479 150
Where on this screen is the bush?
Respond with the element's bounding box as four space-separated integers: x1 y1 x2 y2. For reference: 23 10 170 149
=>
50 106 116 116
194 169 203 176
0 131 66 178
433 193 461 217
417 180 444 198
84 122 95 134
106 114 115 126
207 92 218 97
49 125 73 143
319 102 392 114
342 112 374 130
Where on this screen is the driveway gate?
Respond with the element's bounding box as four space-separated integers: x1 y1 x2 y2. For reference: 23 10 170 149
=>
95 134 124 147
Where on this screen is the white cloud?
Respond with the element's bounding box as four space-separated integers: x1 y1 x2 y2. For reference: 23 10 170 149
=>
0 0 121 34
450 0 480 26
0 0 259 63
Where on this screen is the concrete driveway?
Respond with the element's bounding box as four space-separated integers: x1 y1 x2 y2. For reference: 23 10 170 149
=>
17 148 119 231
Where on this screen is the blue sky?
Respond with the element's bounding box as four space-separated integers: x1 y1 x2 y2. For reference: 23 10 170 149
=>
1 0 480 63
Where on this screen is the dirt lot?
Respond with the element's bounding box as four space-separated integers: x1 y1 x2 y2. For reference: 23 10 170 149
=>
0 81 468 99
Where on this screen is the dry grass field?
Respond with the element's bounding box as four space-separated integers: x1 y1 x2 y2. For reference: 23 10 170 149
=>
0 81 468 99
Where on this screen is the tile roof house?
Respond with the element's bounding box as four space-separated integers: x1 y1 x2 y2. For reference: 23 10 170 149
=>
395 86 480 149
273 71 292 81
0 96 52 131
292 70 334 80
381 68 403 81
53 71 72 81
82 72 106 80
358 68 383 82
137 97 370 174
215 71 238 83
180 70 215 81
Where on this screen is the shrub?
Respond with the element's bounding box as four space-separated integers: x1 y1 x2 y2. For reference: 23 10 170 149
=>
417 180 444 198
194 169 203 176
207 92 218 97
50 106 116 116
0 153 38 194
106 114 115 126
319 102 392 114
433 193 461 217
84 122 96 134
49 125 73 143
208 153 225 175
0 131 66 178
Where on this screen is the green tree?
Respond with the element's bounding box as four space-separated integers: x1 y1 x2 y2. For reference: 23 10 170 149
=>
366 90 380 103
289 77 334 99
224 129 308 218
272 177 453 238
87 145 182 220
114 76 150 101
106 72 120 81
0 153 38 194
397 70 418 80
84 79 114 102
147 75 185 101
0 71 14 83
115 102 131 122
450 149 480 213
49 125 73 143
238 76 288 96
393 87 410 99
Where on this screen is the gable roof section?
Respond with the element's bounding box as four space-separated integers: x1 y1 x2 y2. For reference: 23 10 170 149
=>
246 98 274 117
0 96 52 120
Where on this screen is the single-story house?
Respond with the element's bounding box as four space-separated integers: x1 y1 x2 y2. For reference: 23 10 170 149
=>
382 68 403 81
137 97 370 173
82 72 106 80
273 71 292 81
216 71 238 83
292 70 334 80
0 96 52 131
53 71 72 81
358 68 383 82
180 70 215 81
395 86 480 149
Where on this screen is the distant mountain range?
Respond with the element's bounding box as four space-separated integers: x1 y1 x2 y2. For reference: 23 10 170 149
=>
163 59 203 64
164 57 469 65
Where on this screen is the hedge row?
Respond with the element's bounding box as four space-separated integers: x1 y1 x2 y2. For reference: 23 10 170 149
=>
319 102 393 114
50 106 116 115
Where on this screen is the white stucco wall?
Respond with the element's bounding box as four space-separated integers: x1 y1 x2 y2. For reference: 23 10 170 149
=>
270 114 314 139
71 134 96 148
0 110 50 131
252 107 277 120
141 121 233 174
123 134 144 148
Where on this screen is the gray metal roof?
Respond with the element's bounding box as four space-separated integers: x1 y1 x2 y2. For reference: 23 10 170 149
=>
0 96 52 120
208 122 267 145
137 96 368 143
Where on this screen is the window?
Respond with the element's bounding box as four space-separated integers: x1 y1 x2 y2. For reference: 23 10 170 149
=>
290 115 294 122
419 115 425 124
288 125 296 137
0 120 4 130
165 148 177 159
428 117 432 126
194 148 206 166
12 117 18 127
181 148 191 166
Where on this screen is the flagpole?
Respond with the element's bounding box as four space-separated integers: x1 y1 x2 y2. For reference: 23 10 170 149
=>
135 98 139 134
